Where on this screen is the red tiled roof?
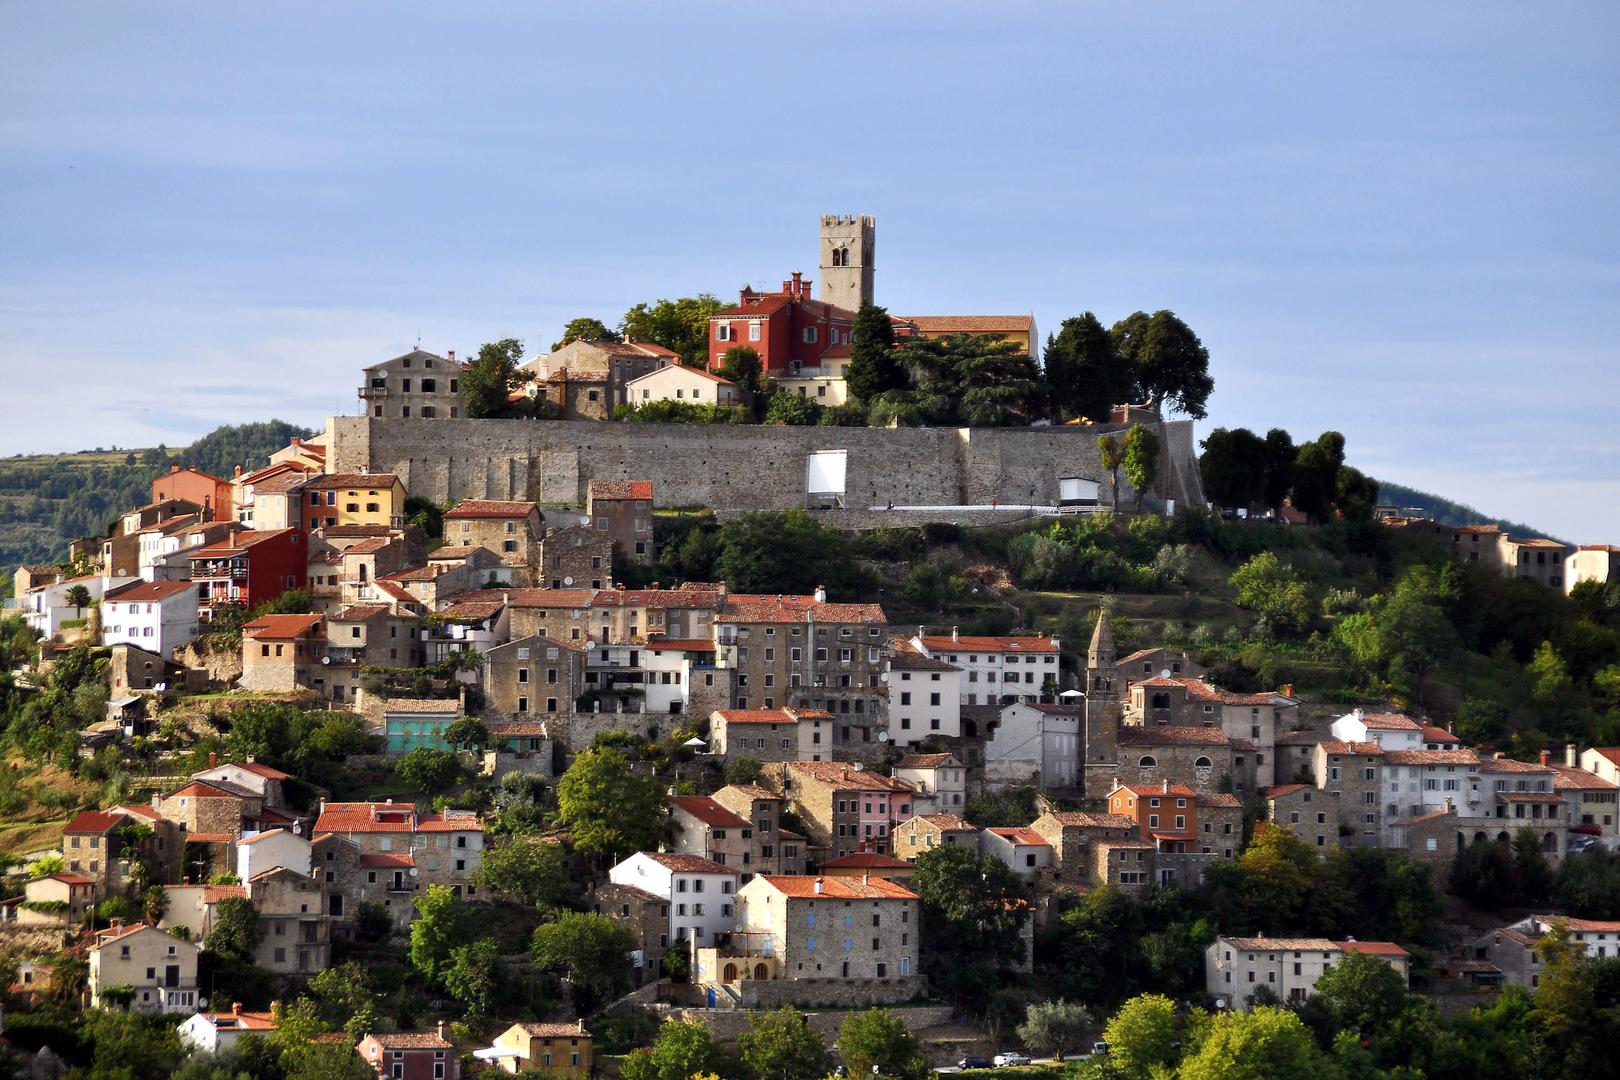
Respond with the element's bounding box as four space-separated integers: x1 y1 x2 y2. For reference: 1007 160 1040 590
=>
646 638 716 651
918 634 1056 653
445 500 538 519
758 875 917 900
638 852 734 874
1118 726 1231 747
359 852 415 869
189 529 295 559
589 480 654 501
907 813 976 831
381 698 461 714
1356 712 1422 731
1496 792 1564 804
303 473 400 490
897 315 1034 334
103 580 194 604
1320 740 1385 756
1037 810 1137 830
1421 725 1460 744
34 872 94 886
1550 765 1616 792
1265 784 1310 798
1534 915 1620 933
720 594 886 625
64 810 125 835
511 1021 594 1038
199 1010 278 1032
203 885 248 904
820 851 912 869
243 613 323 639
1381 750 1480 766
1200 793 1242 808
1337 940 1411 957
364 1031 454 1050
331 603 390 622
1476 756 1552 774
785 762 911 791
986 827 1050 847
1112 783 1199 798
894 753 956 769
458 587 599 609
670 796 749 829
715 709 801 725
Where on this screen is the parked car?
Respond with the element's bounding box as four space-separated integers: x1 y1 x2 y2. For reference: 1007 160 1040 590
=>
1569 836 1597 854
1092 1042 1111 1056
994 1053 1032 1068
957 1057 993 1070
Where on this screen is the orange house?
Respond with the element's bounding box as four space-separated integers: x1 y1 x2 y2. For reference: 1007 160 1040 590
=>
153 464 234 522
1107 781 1200 851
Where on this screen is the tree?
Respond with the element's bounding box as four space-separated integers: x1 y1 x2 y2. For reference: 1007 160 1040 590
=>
443 937 505 1020
1122 423 1160 512
394 747 463 795
1312 950 1415 1037
1260 428 1297 514
837 1008 929 1080
556 746 666 858
910 845 1028 1007
1109 310 1214 418
620 295 723 368
763 391 822 426
463 338 532 419
553 318 620 350
1512 826 1555 903
1098 435 1124 510
531 911 636 1013
718 346 765 398
739 1007 832 1080
1291 432 1346 523
1453 696 1509 745
472 836 574 908
846 303 904 404
273 998 376 1080
409 884 468 986
620 1020 725 1080
443 716 490 750
1100 994 1181 1080
714 511 875 597
724 756 764 786
1229 553 1312 634
64 584 91 618
1198 427 1269 512
205 896 262 961
882 333 1042 427
1044 312 1128 421
1177 1007 1323 1080
1016 999 1093 1060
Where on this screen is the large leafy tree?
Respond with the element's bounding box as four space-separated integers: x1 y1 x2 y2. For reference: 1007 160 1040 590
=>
714 511 875 597
443 937 505 1020
836 1008 930 1080
910 845 1028 1007
1177 1007 1324 1080
1109 310 1214 419
882 333 1042 427
531 911 637 1014
1291 431 1346 523
393 746 463 795
1044 312 1130 421
556 746 666 858
738 1006 832 1080
1097 434 1124 509
1311 950 1416 1038
620 295 723 368
1199 426 1270 512
718 346 765 397
462 338 533 419
409 884 468 986
472 836 576 908
1260 428 1297 514
845 303 904 404
1016 999 1093 1060
205 896 262 961
553 318 620 350
1101 993 1182 1080
763 391 822 426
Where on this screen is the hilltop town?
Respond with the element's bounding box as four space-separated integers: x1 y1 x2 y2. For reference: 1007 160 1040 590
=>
1 217 1618 1080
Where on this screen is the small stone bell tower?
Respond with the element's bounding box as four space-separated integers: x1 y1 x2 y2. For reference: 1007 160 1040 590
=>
819 214 875 312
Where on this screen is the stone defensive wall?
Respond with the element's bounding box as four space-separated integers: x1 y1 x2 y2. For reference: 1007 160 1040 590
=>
327 415 1204 515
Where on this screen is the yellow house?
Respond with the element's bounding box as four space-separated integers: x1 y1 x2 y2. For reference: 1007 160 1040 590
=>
481 1021 593 1074
301 472 407 531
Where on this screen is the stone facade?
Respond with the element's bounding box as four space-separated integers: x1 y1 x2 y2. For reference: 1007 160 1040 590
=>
484 636 586 719
1267 785 1338 854
1314 741 1384 848
591 882 672 983
536 526 614 590
325 414 1205 514
358 349 465 420
248 866 330 975
585 481 655 565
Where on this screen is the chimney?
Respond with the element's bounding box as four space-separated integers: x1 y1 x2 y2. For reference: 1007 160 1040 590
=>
1282 683 1294 698
1539 750 1551 767
1163 779 1170 794
951 626 960 643
1444 796 1454 812
578 1018 586 1033
814 584 827 604
437 1019 448 1042
232 1002 242 1015
209 751 218 769
172 462 181 474
234 466 243 479
813 877 824 894
447 349 456 363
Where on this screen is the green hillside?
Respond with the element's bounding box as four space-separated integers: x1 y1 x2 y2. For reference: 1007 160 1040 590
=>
0 420 314 588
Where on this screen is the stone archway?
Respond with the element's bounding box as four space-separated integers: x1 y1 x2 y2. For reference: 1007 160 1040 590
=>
723 962 737 983
753 962 769 981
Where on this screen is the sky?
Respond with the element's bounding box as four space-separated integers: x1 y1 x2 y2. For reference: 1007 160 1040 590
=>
2 2 1616 541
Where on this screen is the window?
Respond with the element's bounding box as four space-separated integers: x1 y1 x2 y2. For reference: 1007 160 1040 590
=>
749 322 762 342
803 326 818 343
716 323 732 341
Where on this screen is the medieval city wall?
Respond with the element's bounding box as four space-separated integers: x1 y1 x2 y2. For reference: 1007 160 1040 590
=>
327 415 1205 515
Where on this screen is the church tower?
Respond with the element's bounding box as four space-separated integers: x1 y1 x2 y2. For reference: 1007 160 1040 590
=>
819 214 876 313
1083 606 1121 799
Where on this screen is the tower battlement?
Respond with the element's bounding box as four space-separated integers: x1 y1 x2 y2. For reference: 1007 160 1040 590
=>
819 214 876 312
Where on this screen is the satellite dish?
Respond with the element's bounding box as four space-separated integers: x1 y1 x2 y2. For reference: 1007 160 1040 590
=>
1159 668 1171 679
321 656 332 665
198 996 209 1009
563 576 574 586
877 732 889 743
580 515 591 527
409 867 419 877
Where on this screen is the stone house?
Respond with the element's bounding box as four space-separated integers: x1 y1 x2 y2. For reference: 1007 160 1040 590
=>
1549 750 1619 836
312 832 365 927
483 635 587 719
586 479 656 565
313 802 485 898
536 526 615 590
481 1021 593 1075
1385 805 1459 880
358 348 465 420
62 805 182 895
1125 676 1295 789
1275 731 1322 785
767 761 916 861
1206 937 1410 1009
818 851 915 883
1266 785 1338 854
239 613 324 693
717 594 889 745
1117 725 1246 796
443 499 544 577
978 827 1053 881
8 873 95 928
246 865 331 975
669 789 806 882
1314 740 1384 848
1114 647 1206 687
155 778 265 841
1464 924 1543 989
195 758 294 816
710 708 823 764
910 630 1061 707
1025 810 1137 884
701 873 922 1005
590 881 672 983
711 784 808 877
892 813 980 861
88 922 201 1014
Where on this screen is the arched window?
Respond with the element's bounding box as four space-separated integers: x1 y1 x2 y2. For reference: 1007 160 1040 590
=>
1194 756 1212 768
840 246 850 265
1138 755 1157 768
831 248 843 267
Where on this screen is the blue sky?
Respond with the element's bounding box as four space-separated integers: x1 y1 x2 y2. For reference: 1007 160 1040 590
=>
2 2 1616 540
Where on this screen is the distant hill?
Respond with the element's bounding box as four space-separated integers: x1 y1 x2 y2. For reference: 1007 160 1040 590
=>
0 420 314 589
1377 480 1560 542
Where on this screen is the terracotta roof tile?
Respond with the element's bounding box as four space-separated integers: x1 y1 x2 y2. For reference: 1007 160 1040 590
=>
303 473 400 490
638 852 735 874
820 851 912 869
918 633 1056 653
986 827 1050 847
670 796 749 829
589 480 654 501
720 595 886 625
1381 749 1480 766
243 613 323 639
894 753 957 769
444 500 538 519
1118 725 1231 747
1320 740 1384 756
785 762 911 791
758 874 917 900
